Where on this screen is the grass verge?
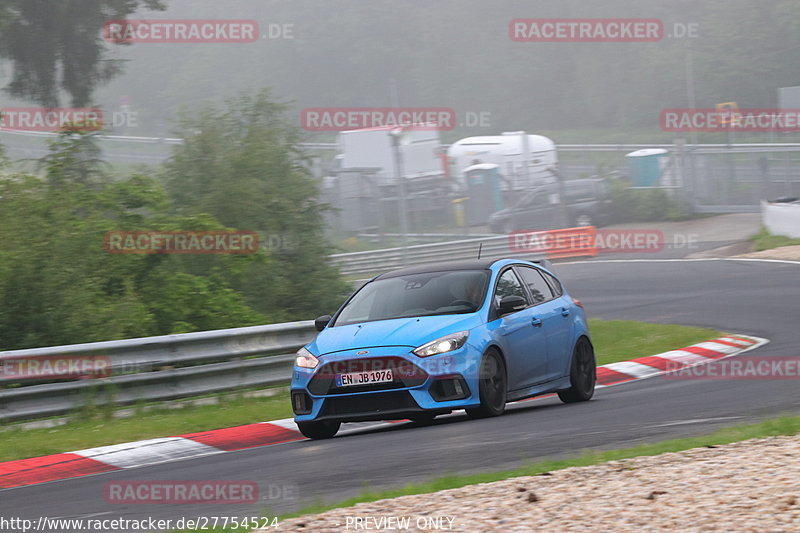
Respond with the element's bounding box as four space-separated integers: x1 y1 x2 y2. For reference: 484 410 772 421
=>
1 319 722 462
588 319 721 366
750 226 800 252
0 391 294 462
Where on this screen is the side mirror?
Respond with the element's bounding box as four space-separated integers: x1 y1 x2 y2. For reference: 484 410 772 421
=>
498 295 527 317
314 315 332 332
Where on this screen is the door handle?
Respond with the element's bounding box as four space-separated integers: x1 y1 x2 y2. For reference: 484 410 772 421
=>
531 317 543 327
561 307 570 317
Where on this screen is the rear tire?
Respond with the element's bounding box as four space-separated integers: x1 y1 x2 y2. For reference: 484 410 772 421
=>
558 338 596 403
297 420 341 439
466 349 507 419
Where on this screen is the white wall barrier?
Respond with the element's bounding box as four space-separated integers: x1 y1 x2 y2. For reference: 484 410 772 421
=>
762 200 800 238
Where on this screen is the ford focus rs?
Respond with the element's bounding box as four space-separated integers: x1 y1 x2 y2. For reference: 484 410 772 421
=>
291 258 595 439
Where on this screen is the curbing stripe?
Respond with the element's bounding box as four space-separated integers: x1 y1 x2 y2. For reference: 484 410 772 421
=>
596 366 637 385
180 423 303 451
0 453 119 489
655 350 716 365
0 335 767 490
72 437 223 469
722 336 757 346
602 361 662 379
629 355 678 371
691 341 743 355
681 345 736 359
708 338 754 349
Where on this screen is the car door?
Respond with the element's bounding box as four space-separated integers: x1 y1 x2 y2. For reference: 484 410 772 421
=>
491 268 547 390
515 265 572 383
538 269 575 379
526 190 560 230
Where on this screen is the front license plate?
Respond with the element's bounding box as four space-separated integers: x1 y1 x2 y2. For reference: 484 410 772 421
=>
336 369 394 387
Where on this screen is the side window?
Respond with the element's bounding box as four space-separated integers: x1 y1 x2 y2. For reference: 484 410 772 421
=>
516 266 555 304
494 269 528 307
540 270 563 298
530 193 549 208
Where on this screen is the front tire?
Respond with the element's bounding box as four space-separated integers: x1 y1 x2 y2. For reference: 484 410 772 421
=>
297 420 341 439
466 349 507 419
558 337 596 403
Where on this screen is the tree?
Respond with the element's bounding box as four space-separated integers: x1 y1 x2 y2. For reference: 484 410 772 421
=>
162 89 351 319
0 132 268 349
0 0 165 107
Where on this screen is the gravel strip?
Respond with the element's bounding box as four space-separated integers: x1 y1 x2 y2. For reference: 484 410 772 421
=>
738 245 800 261
273 435 800 532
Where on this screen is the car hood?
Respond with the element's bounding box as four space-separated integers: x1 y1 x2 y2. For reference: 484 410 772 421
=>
309 314 483 356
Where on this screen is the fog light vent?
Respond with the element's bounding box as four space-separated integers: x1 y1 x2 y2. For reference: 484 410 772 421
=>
292 391 312 415
430 375 470 402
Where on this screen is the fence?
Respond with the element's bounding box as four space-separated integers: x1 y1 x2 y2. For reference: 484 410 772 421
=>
4 129 799 211
556 143 800 213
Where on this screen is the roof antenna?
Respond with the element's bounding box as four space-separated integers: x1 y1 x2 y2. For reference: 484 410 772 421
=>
477 243 483 259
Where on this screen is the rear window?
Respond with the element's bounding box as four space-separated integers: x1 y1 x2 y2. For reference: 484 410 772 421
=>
540 271 564 297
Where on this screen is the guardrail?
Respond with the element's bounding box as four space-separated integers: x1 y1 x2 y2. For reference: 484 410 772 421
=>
330 234 546 276
6 129 800 153
0 321 317 422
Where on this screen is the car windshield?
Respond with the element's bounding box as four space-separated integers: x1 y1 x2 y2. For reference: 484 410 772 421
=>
332 270 489 326
514 191 534 207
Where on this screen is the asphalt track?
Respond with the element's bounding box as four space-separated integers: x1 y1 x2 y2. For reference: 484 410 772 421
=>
2 258 799 531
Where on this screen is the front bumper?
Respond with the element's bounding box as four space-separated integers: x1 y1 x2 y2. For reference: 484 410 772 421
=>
291 345 483 422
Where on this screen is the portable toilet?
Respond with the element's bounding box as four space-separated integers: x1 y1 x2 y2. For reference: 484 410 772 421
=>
464 163 504 226
625 148 668 187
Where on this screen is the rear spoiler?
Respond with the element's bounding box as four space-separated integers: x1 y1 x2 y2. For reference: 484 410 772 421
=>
530 258 554 272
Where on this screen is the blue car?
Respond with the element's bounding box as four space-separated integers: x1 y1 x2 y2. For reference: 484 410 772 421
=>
291 258 595 439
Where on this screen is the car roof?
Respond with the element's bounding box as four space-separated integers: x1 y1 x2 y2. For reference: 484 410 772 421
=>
374 258 548 280
374 259 496 279
525 179 604 193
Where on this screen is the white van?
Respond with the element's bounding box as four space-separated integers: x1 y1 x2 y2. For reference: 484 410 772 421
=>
447 132 557 190
336 126 445 185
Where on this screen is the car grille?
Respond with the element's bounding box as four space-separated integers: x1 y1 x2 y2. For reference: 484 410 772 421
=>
308 356 428 395
319 391 419 418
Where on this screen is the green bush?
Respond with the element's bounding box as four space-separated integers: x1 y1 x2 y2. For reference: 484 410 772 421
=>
607 179 691 223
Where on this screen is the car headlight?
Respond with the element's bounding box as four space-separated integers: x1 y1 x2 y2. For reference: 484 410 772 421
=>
412 331 469 357
295 347 320 369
